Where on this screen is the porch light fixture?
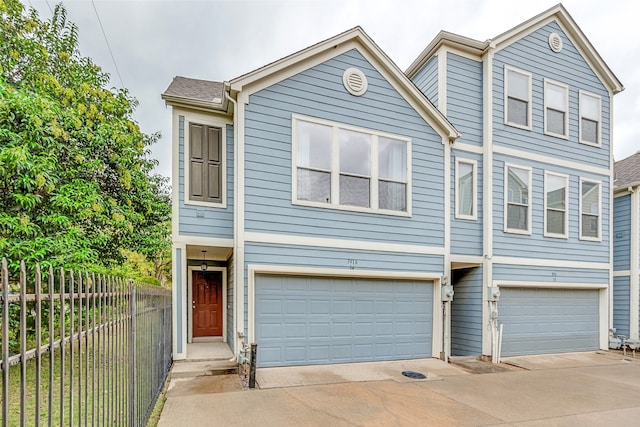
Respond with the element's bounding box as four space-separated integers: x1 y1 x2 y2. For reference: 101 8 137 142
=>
201 250 208 271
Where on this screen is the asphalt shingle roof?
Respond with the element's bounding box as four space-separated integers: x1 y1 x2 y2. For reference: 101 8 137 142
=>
615 151 640 188
163 76 224 103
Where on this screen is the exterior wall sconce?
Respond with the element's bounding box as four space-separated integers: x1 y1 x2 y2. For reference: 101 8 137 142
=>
201 250 208 271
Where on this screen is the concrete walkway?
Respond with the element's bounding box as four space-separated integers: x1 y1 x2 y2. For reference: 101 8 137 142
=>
159 351 640 426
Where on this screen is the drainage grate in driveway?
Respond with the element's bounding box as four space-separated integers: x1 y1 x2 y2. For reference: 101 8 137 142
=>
401 371 426 379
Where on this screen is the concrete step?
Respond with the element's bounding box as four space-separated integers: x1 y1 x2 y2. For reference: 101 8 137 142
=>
172 360 238 378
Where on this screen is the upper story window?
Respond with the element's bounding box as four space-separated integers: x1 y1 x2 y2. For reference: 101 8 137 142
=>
544 79 569 138
505 164 531 234
580 91 601 146
505 66 532 130
455 159 477 220
188 122 223 205
580 178 601 241
293 115 411 216
544 172 568 238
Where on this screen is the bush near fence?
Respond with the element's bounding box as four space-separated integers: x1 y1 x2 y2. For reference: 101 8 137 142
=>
0 258 172 427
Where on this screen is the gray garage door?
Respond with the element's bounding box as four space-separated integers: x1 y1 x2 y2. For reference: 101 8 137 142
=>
499 288 599 356
255 275 433 367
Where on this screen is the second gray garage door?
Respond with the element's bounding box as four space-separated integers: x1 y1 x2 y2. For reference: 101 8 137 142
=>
255 275 433 367
499 287 599 356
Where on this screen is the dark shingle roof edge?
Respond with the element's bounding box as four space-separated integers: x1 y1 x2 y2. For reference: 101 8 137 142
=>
614 151 640 189
161 76 225 107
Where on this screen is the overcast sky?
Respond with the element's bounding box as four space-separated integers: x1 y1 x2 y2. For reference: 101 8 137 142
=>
24 0 640 180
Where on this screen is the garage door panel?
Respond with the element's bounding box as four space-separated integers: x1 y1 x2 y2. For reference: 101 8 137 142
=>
500 288 599 357
256 275 433 367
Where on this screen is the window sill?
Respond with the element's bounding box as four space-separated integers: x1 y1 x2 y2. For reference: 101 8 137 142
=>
504 228 531 235
293 199 411 217
505 121 532 131
184 199 227 209
579 140 601 148
579 235 602 242
455 214 477 221
544 130 569 140
544 232 568 239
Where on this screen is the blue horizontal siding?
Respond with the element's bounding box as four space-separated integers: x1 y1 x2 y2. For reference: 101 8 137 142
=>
493 264 609 285
447 52 483 147
412 55 438 106
613 194 631 271
451 266 483 356
244 48 445 247
492 154 610 263
492 21 610 170
178 118 234 239
613 275 630 338
451 150 483 256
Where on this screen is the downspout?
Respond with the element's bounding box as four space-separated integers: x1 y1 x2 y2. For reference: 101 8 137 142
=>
224 85 240 361
439 48 452 361
482 44 495 357
630 185 640 340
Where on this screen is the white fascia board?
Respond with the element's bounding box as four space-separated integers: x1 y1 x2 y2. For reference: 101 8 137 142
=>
493 280 607 289
230 28 460 142
490 5 623 94
493 144 610 177
244 232 446 256
172 236 234 248
492 256 609 270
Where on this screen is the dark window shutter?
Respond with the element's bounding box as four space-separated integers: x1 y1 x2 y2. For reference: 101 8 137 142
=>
189 123 222 203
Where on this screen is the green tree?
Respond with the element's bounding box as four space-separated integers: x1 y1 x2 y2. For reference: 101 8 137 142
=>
0 0 170 271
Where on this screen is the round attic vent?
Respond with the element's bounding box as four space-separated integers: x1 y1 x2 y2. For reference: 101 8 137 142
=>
343 68 368 96
549 32 563 53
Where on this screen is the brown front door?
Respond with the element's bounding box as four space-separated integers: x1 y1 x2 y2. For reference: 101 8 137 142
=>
192 271 223 337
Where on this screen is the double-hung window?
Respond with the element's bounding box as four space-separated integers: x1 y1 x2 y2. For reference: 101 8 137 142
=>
455 159 477 220
544 79 569 138
580 179 601 240
544 172 568 238
505 66 532 129
294 115 410 215
505 164 531 234
188 122 223 205
580 91 601 146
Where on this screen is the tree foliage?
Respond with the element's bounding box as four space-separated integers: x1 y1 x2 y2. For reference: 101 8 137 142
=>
0 0 170 272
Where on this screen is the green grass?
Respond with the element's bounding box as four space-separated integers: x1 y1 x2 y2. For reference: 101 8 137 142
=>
145 372 171 427
1 333 131 426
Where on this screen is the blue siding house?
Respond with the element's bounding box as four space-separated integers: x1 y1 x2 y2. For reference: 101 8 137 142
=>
162 4 624 366
613 152 640 341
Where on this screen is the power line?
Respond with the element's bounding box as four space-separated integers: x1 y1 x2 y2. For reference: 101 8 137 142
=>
44 0 53 14
90 0 124 88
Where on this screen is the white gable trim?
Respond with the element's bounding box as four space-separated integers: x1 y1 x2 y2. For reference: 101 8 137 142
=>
490 6 623 94
230 28 459 142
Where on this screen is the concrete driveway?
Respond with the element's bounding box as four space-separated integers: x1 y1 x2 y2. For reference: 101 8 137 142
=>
159 351 640 426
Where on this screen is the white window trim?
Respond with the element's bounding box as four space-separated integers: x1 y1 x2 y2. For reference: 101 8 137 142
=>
579 177 602 242
291 114 412 217
504 65 532 131
579 90 602 147
543 171 569 239
455 158 477 220
183 112 229 209
504 163 532 235
543 79 569 139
